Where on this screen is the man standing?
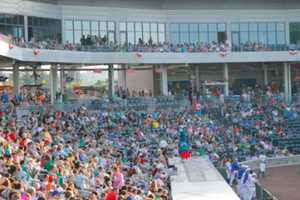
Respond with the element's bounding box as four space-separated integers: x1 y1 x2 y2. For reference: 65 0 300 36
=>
259 154 266 178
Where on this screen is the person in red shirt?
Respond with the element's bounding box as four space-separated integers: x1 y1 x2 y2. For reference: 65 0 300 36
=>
105 187 117 200
8 131 17 142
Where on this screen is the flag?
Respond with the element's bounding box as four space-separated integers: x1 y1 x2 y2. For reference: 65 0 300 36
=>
155 68 162 74
219 50 228 57
33 49 39 56
136 52 143 58
8 43 13 49
93 68 102 73
289 49 298 55
126 68 135 74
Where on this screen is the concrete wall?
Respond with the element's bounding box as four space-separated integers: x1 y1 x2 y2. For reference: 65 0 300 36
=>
122 69 154 92
1 1 300 24
29 0 300 10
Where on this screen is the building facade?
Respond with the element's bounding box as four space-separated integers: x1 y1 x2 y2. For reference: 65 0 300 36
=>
0 0 300 102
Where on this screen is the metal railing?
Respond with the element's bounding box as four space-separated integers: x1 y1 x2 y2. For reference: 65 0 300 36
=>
217 167 278 200
15 96 189 115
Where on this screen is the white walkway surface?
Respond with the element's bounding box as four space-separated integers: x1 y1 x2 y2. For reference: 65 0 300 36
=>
171 156 240 200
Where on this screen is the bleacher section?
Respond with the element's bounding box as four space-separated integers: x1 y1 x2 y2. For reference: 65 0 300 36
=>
273 118 300 154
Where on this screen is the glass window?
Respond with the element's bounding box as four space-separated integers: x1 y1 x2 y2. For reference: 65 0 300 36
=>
259 31 267 43
127 23 134 31
100 22 107 31
180 32 189 43
143 23 150 32
120 32 126 44
277 31 285 44
64 20 73 30
108 31 115 42
135 23 142 31
258 23 267 31
91 21 98 30
18 16 24 25
240 23 248 32
158 24 165 32
28 16 62 42
218 24 226 32
199 24 208 32
100 30 107 37
135 31 143 43
208 32 217 43
171 32 179 44
277 23 285 31
208 24 217 32
249 23 258 31
74 21 82 30
143 32 150 43
82 21 90 30
65 30 73 43
232 32 240 45
267 23 276 31
289 22 300 45
108 22 115 31
151 23 157 32
91 30 98 36
268 32 276 44
231 23 239 32
158 32 165 43
249 31 258 42
170 24 179 32
128 31 134 44
0 14 5 24
151 32 158 44
240 31 249 43
189 32 198 43
190 24 198 32
74 30 82 44
120 22 126 31
180 24 189 32
199 32 208 43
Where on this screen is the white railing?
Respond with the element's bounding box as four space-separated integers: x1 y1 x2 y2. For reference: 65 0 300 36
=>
240 155 300 170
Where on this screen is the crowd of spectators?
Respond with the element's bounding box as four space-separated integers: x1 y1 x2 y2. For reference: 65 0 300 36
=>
0 83 299 199
114 86 153 99
7 33 297 53
0 88 50 108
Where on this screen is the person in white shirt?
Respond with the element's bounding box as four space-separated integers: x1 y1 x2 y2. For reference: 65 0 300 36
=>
259 154 266 178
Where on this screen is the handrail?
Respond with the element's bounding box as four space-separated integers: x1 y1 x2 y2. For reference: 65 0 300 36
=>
240 155 300 170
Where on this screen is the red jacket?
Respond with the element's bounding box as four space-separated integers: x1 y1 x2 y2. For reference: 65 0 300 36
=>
105 191 117 200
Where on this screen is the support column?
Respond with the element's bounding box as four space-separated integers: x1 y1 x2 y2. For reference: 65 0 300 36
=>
122 65 127 89
24 16 28 42
115 22 120 45
50 66 58 104
160 65 168 96
284 63 292 103
108 64 114 98
224 63 229 96
13 65 19 96
285 21 290 46
263 64 268 86
195 66 200 93
226 21 231 43
60 68 65 103
165 23 171 43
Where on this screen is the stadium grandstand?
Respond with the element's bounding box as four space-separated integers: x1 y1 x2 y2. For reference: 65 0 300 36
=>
0 0 300 200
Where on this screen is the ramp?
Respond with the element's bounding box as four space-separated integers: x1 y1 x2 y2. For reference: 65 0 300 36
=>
171 156 240 200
